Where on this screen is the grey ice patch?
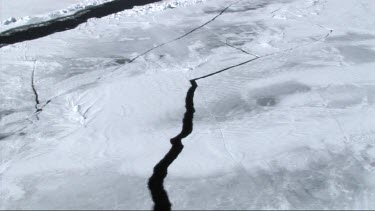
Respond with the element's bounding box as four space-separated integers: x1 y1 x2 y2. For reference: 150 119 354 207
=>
113 58 131 65
0 133 10 141
213 94 250 115
200 81 311 121
249 81 311 106
279 61 327 70
251 81 311 96
3 168 152 210
168 147 375 210
203 0 294 14
320 85 366 108
327 32 375 42
336 45 375 64
203 2 269 14
365 85 375 105
213 23 260 46
187 93 251 123
0 109 15 120
256 97 277 106
50 58 112 80
225 2 269 13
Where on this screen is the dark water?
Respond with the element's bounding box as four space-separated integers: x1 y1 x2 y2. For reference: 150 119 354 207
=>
148 80 198 211
0 0 160 47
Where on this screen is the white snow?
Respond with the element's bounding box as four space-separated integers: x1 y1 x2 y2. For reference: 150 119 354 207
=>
1 0 375 209
0 0 204 33
0 0 111 29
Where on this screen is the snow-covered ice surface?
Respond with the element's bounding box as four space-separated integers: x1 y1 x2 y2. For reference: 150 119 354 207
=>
0 0 113 30
0 0 202 33
1 0 375 209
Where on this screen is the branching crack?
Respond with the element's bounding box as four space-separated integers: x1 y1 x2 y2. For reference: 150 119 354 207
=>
144 7 333 210
16 3 335 211
131 0 242 62
109 0 243 74
34 0 243 118
193 29 333 81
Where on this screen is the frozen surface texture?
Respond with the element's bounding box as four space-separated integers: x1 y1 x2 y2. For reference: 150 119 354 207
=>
0 0 203 32
1 0 375 209
0 0 112 28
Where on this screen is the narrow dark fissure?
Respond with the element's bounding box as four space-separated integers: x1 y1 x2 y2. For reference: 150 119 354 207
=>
31 61 42 120
0 0 160 47
148 80 197 211
31 62 40 107
15 0 240 118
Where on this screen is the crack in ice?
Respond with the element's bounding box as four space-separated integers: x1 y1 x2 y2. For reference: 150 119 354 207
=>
148 28 334 210
4 1 335 209
220 40 260 57
0 0 162 48
109 0 244 75
31 60 42 120
192 29 333 81
28 0 244 116
148 80 197 211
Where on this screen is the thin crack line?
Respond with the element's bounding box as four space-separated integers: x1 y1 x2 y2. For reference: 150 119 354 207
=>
31 60 42 120
25 23 332 124
316 88 349 143
192 29 333 81
109 0 243 74
31 61 39 106
205 27 259 57
30 0 243 118
219 40 259 57
200 88 248 172
129 0 242 62
193 57 260 81
285 8 333 32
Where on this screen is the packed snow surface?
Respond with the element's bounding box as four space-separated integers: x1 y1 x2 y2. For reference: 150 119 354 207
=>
0 0 111 28
0 0 203 32
1 0 375 209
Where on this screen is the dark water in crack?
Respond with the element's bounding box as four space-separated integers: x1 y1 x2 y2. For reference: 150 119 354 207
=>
148 80 198 211
0 0 160 47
